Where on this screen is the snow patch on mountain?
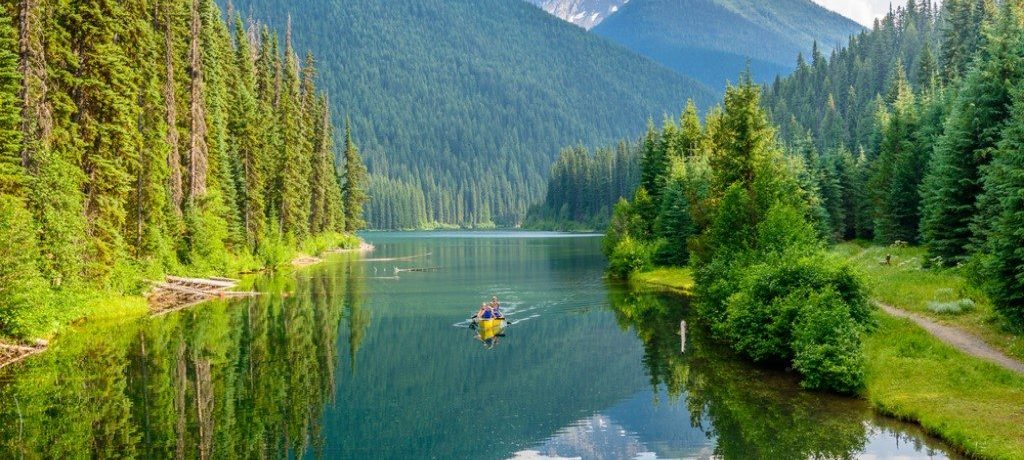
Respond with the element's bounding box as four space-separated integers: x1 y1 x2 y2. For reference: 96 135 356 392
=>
527 0 629 29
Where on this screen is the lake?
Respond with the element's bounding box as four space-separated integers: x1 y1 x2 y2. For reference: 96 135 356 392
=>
0 232 959 459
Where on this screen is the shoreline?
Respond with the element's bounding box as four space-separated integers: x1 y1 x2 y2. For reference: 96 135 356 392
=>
0 236 372 372
630 265 1024 459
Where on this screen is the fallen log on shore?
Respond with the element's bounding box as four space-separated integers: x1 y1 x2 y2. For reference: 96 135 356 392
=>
0 342 48 371
148 275 257 315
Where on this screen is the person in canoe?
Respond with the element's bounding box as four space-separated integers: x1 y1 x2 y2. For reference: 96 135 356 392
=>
474 302 495 320
489 296 503 318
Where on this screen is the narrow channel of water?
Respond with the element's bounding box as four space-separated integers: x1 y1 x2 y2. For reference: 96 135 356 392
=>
0 232 959 458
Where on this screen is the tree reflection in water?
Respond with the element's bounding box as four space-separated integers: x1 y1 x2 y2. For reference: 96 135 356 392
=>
607 287 955 459
0 258 366 459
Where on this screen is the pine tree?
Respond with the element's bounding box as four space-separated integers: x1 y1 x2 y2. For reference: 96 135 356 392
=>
228 15 266 247
872 64 922 244
979 84 1024 327
654 174 695 266
341 119 367 232
0 14 24 197
74 0 141 280
921 1 1024 264
276 22 312 241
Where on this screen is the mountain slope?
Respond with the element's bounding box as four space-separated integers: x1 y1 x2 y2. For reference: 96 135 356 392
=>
527 0 630 29
230 0 716 229
592 0 864 88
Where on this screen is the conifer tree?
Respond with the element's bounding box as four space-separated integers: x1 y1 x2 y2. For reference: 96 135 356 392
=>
654 174 695 266
341 119 367 232
0 14 23 197
276 24 312 241
228 15 266 247
980 83 1024 327
187 0 208 203
872 65 922 244
921 1 1024 264
74 0 141 280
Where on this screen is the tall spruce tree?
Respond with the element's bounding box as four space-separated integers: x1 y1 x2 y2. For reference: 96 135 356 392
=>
341 119 367 232
979 80 1024 327
921 0 1024 264
872 65 923 244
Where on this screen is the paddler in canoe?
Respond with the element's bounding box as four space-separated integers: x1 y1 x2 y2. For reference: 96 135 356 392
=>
473 300 506 348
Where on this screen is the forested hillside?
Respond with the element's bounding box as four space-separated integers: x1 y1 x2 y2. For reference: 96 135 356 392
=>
229 0 717 229
538 0 1024 328
592 0 864 88
0 0 360 338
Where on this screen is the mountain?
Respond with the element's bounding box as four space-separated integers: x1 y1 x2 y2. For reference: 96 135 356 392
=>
591 0 864 88
527 0 631 29
229 0 716 229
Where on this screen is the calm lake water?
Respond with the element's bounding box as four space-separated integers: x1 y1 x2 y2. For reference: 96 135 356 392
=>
0 232 960 459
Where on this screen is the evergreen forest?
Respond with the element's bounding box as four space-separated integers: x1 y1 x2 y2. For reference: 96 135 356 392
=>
229 0 718 229
0 0 366 339
536 0 1024 391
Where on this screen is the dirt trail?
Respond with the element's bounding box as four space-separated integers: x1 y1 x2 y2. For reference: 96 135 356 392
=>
876 301 1024 374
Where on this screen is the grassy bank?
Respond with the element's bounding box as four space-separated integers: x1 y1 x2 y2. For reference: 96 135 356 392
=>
834 242 1024 362
632 251 1024 459
866 313 1024 459
629 267 694 294
1 232 362 344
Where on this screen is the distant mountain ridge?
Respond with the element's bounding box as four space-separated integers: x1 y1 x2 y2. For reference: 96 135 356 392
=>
229 0 716 229
527 0 630 29
591 0 864 88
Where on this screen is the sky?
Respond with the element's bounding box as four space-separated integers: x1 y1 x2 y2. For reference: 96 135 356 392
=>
812 0 933 26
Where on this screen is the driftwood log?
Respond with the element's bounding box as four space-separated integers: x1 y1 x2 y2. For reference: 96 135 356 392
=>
148 275 257 315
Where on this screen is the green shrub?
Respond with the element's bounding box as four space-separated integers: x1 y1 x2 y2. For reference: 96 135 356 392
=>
0 194 49 338
710 251 871 390
608 236 655 279
792 288 866 393
926 299 976 314
258 227 291 270
300 232 361 256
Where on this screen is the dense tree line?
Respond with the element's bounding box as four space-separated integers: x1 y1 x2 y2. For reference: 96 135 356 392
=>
230 0 718 229
763 0 1024 328
0 1 365 339
523 141 641 230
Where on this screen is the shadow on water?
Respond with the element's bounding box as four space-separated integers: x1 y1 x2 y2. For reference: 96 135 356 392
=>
0 233 963 459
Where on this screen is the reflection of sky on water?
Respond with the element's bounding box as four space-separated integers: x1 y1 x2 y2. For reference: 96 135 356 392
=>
514 388 953 460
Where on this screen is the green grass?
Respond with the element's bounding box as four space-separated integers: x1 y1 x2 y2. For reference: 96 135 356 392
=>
630 267 695 294
299 232 362 257
3 233 364 343
865 313 1024 459
833 242 1024 362
632 253 1024 458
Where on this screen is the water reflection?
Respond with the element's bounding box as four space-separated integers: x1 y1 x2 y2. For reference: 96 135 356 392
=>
596 288 959 460
0 234 962 459
0 258 365 459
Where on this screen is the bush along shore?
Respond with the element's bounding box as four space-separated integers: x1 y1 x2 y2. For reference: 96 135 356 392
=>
627 246 1024 459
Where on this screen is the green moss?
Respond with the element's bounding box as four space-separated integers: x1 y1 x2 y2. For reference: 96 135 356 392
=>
865 313 1024 459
